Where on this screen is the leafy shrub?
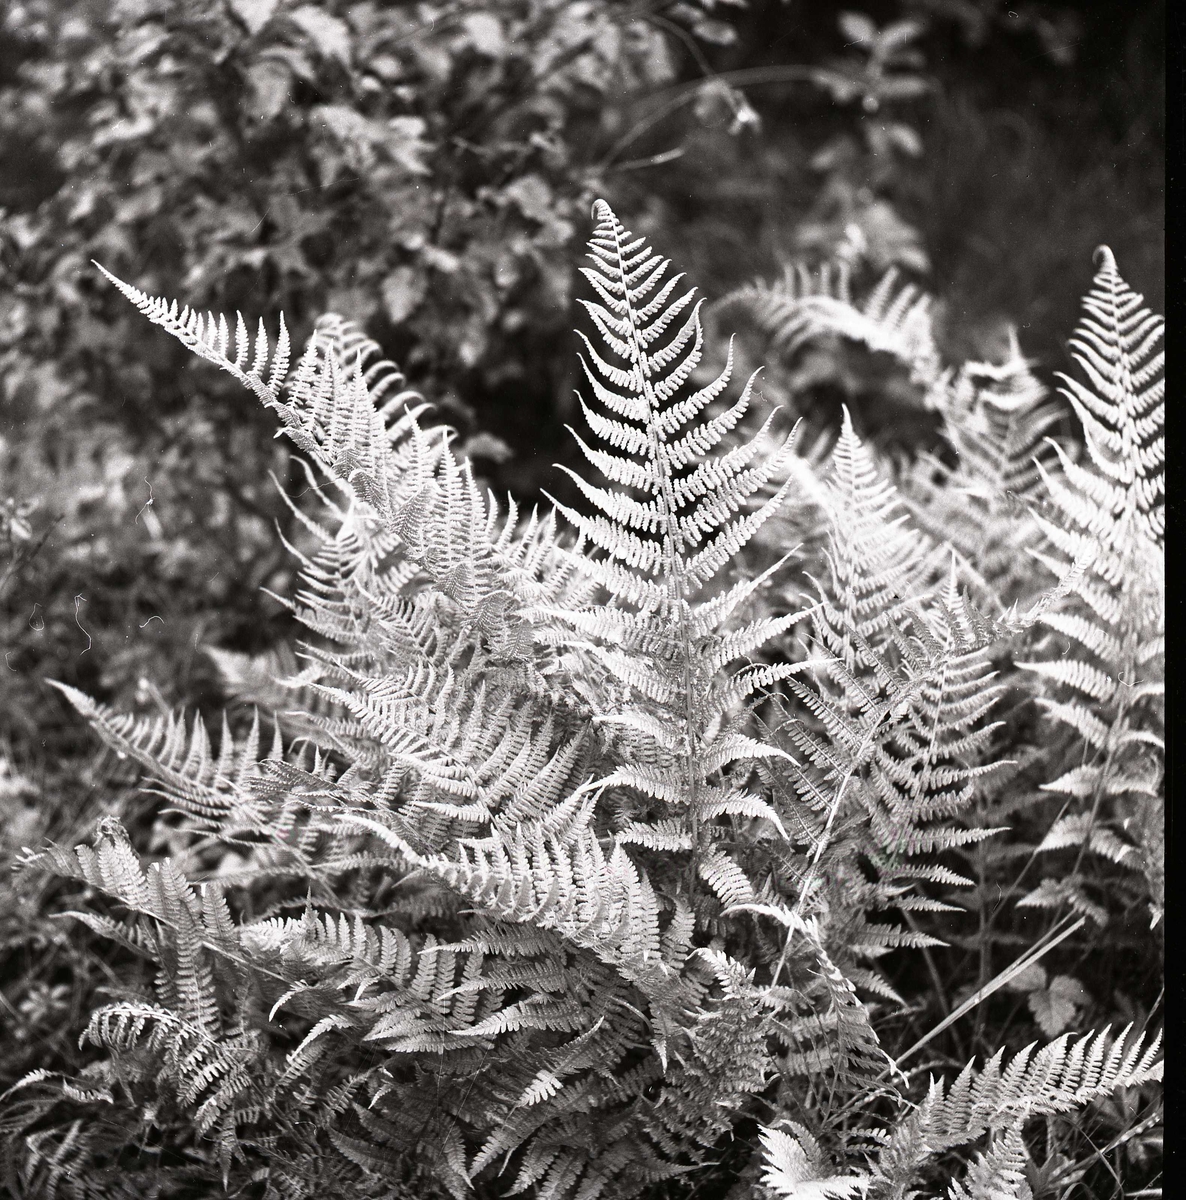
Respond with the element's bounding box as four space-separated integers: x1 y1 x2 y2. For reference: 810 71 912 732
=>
1 0 675 391
2 201 1162 1198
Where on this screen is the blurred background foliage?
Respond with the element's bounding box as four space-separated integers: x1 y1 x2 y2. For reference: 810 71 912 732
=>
0 0 1163 1171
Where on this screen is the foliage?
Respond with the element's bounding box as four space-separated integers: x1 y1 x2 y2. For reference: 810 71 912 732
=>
0 0 752 800
0 0 1161 741
1 0 673 397
0 202 1162 1199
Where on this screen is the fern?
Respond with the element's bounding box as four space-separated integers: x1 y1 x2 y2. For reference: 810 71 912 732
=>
32 206 821 1196
1018 248 1164 927
810 407 933 662
721 261 941 388
762 415 1004 995
723 265 1074 618
871 1025 1162 1198
758 1121 869 1198
903 333 1064 611
11 211 1160 1200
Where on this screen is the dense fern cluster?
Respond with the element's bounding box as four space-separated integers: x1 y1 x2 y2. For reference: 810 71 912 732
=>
2 204 1161 1198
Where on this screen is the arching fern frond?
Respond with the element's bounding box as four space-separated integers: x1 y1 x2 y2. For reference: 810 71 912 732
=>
872 1024 1162 1198
96 269 570 669
95 262 292 408
47 681 281 828
719 260 941 386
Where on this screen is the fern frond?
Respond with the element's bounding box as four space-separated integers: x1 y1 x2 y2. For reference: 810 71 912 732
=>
903 333 1061 609
945 1121 1029 1200
1020 249 1165 926
543 201 810 909
720 260 941 385
1055 247 1163 548
812 407 932 666
95 261 291 406
872 1025 1162 1197
47 681 279 827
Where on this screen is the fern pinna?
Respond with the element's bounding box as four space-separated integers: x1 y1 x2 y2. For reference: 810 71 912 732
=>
6 208 1160 1199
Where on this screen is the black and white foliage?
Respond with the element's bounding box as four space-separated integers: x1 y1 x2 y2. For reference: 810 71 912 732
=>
5 206 1161 1200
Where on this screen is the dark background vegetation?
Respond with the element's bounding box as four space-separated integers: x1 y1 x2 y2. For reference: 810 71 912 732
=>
0 0 1163 1194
